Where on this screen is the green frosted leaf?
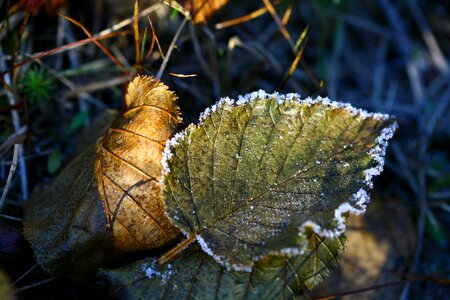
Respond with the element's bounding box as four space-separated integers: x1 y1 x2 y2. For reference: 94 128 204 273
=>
99 233 345 299
161 91 396 271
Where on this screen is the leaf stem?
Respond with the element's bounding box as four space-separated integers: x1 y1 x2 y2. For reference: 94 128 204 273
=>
158 234 196 265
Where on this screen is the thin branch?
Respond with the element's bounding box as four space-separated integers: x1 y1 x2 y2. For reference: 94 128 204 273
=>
0 144 20 211
146 15 165 62
261 0 294 49
57 12 128 72
0 213 23 221
0 125 27 157
407 0 448 73
62 75 131 102
12 265 37 286
15 278 54 293
0 31 131 77
156 17 188 80
0 45 28 201
98 3 160 37
215 6 268 30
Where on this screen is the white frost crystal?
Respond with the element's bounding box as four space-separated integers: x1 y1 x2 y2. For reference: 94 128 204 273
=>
142 260 173 284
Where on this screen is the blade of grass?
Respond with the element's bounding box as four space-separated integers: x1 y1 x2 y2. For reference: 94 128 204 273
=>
133 0 140 68
0 45 28 201
58 12 127 73
277 27 309 90
144 24 156 63
140 27 147 64
62 75 131 102
146 15 164 63
0 144 20 211
15 278 54 293
0 125 27 157
281 0 294 26
97 3 159 36
10 10 30 82
407 0 448 73
167 72 197 78
0 31 130 77
161 0 190 20
288 35 308 76
156 17 188 80
11 265 37 286
215 6 268 29
261 0 294 49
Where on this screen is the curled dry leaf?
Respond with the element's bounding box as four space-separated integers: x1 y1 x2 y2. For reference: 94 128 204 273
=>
161 91 397 271
99 233 345 299
23 76 181 278
100 76 181 251
178 0 229 23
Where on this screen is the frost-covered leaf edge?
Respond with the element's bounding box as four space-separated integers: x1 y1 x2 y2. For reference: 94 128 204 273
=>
99 234 346 299
160 90 397 271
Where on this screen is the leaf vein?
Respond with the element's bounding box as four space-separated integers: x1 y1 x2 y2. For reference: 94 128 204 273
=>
109 127 165 149
103 173 172 240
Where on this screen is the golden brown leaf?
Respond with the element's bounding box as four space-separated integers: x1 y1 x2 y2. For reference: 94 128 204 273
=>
179 0 229 23
23 76 182 278
98 76 181 251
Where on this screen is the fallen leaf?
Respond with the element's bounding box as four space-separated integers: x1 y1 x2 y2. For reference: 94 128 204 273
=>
161 91 397 271
178 0 229 23
100 76 181 251
23 76 182 278
23 144 113 279
99 232 345 299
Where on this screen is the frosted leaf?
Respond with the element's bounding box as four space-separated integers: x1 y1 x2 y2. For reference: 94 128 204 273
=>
99 234 345 299
162 91 396 271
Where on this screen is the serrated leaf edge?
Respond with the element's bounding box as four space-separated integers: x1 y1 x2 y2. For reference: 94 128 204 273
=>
160 90 397 272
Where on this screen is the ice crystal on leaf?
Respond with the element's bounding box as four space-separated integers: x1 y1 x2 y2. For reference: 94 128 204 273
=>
100 234 345 299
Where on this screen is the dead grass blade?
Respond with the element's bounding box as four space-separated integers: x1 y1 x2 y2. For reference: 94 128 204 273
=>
261 0 294 49
156 17 188 79
281 0 293 26
134 0 140 68
58 12 128 73
0 31 130 77
215 6 268 29
144 25 157 63
277 26 309 90
0 144 20 211
0 126 27 158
